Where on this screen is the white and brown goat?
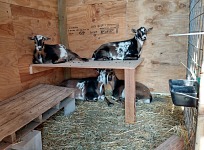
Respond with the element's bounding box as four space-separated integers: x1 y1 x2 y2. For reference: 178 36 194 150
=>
103 69 152 103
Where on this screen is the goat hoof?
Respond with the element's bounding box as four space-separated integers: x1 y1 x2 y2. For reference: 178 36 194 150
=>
108 102 114 107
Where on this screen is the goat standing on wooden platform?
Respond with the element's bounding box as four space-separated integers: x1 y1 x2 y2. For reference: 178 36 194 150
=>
92 27 153 60
29 35 89 64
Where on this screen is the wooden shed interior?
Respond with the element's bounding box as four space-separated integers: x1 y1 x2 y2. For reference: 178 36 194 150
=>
0 0 189 101
2 0 204 149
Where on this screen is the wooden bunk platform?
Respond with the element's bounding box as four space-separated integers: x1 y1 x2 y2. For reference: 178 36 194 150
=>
29 58 144 123
29 59 144 74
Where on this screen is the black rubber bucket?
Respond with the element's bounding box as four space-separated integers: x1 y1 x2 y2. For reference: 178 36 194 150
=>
169 79 198 107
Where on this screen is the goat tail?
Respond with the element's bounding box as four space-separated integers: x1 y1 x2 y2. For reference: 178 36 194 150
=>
75 55 89 62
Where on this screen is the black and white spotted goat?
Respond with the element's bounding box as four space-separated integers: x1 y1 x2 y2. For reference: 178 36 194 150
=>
29 35 88 64
59 69 114 106
92 27 153 60
103 69 152 104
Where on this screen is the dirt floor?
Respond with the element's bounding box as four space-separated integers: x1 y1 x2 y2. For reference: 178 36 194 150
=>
38 95 190 150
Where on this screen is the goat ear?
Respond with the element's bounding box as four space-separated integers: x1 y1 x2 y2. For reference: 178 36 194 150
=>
43 37 51 40
95 68 100 73
28 36 35 40
131 29 137 33
147 27 153 33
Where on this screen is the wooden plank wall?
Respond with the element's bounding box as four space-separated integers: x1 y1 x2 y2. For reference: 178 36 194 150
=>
0 0 64 101
67 0 189 93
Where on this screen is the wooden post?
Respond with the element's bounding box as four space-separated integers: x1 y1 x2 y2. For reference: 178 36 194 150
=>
195 18 204 149
58 0 68 48
195 64 204 150
58 0 70 79
125 69 136 123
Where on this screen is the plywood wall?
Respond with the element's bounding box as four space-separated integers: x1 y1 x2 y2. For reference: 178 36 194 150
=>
0 2 22 101
0 0 189 101
0 0 64 101
67 0 189 93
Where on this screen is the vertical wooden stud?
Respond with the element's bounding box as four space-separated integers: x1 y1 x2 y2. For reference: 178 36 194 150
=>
195 22 204 149
58 0 70 79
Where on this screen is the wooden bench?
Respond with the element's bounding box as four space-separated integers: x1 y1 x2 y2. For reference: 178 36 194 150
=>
0 84 75 149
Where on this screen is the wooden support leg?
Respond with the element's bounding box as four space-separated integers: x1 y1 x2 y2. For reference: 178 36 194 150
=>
3 133 16 143
124 69 136 123
33 115 43 123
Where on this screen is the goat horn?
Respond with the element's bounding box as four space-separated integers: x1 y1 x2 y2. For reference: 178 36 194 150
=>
43 37 51 40
147 27 153 32
28 36 35 40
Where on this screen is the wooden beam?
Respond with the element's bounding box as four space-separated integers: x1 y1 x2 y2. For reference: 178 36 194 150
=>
195 11 204 148
58 0 70 79
155 135 184 150
29 59 144 74
195 27 204 149
58 0 69 48
125 69 136 123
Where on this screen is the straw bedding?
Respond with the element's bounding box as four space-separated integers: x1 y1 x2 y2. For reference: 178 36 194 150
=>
38 95 190 150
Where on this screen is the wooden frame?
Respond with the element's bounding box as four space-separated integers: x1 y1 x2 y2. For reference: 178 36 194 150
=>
195 44 204 150
29 58 144 123
0 84 75 149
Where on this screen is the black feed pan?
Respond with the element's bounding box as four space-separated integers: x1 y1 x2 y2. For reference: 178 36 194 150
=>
169 79 198 107
169 79 198 87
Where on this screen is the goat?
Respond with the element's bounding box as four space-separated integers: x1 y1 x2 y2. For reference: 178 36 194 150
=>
92 27 153 60
102 69 152 103
28 35 89 64
59 70 114 107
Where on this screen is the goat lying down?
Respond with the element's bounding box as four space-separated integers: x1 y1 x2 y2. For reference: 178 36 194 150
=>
92 27 153 61
59 69 152 107
29 35 88 64
59 70 114 107
104 69 152 103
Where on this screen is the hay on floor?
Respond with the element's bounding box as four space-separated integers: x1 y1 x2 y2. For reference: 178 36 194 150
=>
38 95 190 150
